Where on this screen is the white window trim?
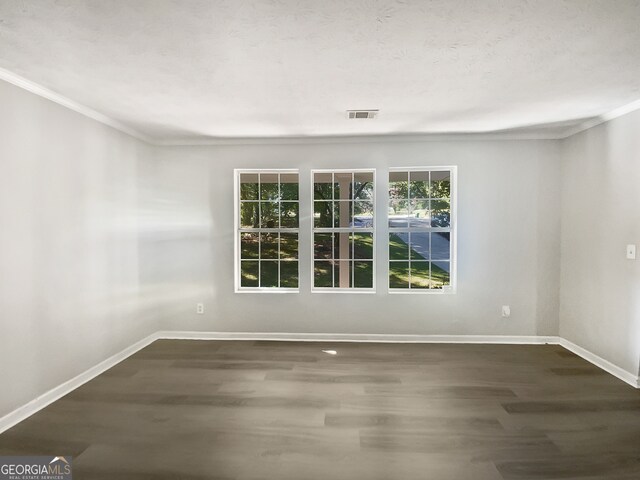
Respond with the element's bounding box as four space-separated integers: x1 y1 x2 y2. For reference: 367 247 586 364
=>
234 168 300 293
387 166 457 294
310 168 377 294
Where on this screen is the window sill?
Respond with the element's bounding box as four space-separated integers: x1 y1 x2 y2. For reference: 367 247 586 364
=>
311 288 376 294
388 288 456 295
235 288 300 294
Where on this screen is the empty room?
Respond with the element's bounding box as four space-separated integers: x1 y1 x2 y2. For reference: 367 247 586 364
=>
0 1 639 479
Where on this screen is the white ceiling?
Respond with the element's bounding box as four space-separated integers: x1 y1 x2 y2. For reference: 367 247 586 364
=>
1 0 640 142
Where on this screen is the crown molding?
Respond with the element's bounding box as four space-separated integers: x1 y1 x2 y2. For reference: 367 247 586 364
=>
3 66 639 146
560 98 640 139
154 131 565 146
0 67 566 145
0 67 154 144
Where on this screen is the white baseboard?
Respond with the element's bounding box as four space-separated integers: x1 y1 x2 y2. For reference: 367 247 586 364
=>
558 337 640 389
1 331 637 435
0 332 160 435
158 330 559 344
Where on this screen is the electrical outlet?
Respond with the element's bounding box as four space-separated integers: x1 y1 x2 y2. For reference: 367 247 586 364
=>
196 303 204 314
501 305 511 318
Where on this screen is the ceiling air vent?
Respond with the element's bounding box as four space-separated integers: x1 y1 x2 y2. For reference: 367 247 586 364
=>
347 110 379 119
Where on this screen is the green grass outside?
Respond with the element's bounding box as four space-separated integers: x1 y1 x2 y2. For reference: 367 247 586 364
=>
388 233 449 289
313 232 373 288
240 233 299 287
240 231 447 289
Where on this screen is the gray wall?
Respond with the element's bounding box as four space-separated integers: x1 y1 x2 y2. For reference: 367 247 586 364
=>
140 140 562 337
6 74 637 421
560 110 640 377
0 80 156 417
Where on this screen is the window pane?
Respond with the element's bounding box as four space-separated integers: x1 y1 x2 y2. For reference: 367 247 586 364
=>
260 173 279 200
240 174 259 200
280 261 298 288
431 232 450 260
240 261 259 287
389 233 409 260
314 261 333 287
389 171 408 182
387 168 454 293
312 169 375 291
238 170 300 291
280 202 298 228
260 201 279 228
353 232 373 259
354 172 374 200
260 261 279 287
409 199 429 228
431 199 450 227
388 200 409 228
240 233 259 259
431 261 450 289
409 232 429 260
314 233 333 259
335 260 351 288
431 171 451 198
389 171 408 200
314 201 332 228
334 201 352 228
240 202 259 228
280 174 299 200
280 233 298 259
260 233 279 259
334 232 351 260
354 261 373 288
409 171 429 199
389 262 409 289
314 172 333 200
353 201 373 228
334 172 352 200
410 261 430 289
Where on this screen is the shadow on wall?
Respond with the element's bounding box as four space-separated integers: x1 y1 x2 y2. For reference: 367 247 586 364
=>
137 177 216 328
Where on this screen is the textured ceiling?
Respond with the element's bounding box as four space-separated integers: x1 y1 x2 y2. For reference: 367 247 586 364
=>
1 0 640 142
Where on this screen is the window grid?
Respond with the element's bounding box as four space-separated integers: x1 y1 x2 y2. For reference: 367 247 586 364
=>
313 233 374 288
388 168 455 292
236 170 299 292
312 170 376 292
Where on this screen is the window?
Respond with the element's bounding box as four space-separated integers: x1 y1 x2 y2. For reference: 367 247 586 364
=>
236 170 299 292
388 167 456 292
312 170 375 291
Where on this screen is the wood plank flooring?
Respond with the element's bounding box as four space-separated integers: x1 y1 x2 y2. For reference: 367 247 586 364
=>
1 340 639 479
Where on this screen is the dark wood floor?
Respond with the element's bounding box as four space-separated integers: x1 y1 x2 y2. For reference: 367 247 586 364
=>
1 340 639 479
